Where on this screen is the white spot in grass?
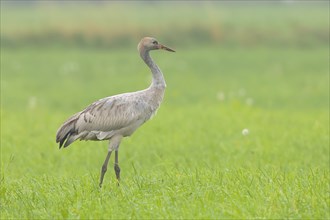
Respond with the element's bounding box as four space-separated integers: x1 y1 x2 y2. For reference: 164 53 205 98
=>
238 88 246 97
60 62 79 75
28 96 37 110
246 97 254 106
216 92 225 101
242 128 249 136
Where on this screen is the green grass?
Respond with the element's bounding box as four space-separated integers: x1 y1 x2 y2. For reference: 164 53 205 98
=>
1 45 329 219
1 2 329 219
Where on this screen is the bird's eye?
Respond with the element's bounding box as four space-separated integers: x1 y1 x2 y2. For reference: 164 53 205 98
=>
153 41 158 45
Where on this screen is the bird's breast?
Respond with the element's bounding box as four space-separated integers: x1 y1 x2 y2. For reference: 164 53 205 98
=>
144 87 165 119
147 86 165 105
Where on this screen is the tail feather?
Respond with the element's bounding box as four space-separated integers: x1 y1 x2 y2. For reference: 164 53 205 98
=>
58 132 70 148
56 113 80 149
63 134 78 148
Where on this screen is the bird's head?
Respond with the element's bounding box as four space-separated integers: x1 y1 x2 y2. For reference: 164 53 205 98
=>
138 37 175 53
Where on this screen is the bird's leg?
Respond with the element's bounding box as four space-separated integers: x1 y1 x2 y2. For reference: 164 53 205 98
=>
99 151 112 188
114 150 121 185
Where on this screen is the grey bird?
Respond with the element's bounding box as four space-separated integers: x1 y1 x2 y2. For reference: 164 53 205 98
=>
56 37 175 187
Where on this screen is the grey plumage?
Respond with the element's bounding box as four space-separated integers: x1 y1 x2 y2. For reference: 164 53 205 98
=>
55 37 175 187
56 88 163 148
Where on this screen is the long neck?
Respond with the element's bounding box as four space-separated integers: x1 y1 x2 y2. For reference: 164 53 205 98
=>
140 49 166 89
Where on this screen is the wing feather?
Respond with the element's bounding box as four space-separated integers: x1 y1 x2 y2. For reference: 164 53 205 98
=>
56 90 158 148
75 93 152 135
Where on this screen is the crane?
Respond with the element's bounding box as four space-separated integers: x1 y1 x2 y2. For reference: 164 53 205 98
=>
56 37 175 187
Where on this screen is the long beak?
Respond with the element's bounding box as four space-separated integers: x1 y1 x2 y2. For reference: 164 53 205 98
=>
158 44 175 52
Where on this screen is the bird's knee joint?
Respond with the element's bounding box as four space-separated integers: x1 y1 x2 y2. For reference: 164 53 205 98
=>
101 165 108 173
114 164 120 173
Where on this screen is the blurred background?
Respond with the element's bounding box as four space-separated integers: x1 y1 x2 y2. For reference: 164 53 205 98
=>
1 0 329 109
1 0 329 175
1 1 329 49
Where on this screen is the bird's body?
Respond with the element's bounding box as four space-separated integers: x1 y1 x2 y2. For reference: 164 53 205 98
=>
56 37 174 187
56 86 164 147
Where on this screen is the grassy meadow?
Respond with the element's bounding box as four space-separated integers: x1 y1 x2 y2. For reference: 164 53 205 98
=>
1 2 329 219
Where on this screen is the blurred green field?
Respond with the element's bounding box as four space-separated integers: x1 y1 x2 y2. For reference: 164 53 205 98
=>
1 2 329 219
1 2 329 48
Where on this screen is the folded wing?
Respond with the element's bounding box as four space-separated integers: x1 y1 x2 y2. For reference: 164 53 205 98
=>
56 93 151 148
